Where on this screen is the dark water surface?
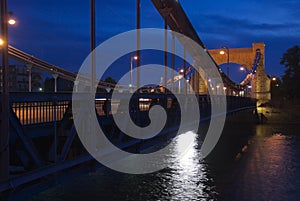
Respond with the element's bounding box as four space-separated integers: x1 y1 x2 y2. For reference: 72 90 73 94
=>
29 122 300 201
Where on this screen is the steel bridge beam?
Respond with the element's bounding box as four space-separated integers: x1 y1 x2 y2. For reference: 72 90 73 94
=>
7 46 118 90
150 0 243 92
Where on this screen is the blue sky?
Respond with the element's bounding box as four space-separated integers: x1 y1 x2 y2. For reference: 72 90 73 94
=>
8 0 300 83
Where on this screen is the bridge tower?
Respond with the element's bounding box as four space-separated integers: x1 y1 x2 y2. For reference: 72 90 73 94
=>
203 42 271 104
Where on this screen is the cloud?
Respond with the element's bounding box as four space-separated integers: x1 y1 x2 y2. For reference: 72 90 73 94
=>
193 14 300 38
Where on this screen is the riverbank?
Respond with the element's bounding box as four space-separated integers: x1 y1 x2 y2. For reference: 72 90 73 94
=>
262 100 300 124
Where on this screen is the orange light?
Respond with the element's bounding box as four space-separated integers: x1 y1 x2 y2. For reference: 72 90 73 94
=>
8 18 16 25
0 38 5 46
272 77 276 81
219 50 225 55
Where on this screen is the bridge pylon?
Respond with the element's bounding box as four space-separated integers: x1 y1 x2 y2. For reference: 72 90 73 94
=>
190 43 270 104
251 43 271 106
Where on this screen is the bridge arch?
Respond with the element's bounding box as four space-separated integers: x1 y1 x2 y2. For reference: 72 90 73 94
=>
208 42 270 104
208 42 265 71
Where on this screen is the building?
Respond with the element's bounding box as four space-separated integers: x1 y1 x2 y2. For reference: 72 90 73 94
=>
0 65 43 92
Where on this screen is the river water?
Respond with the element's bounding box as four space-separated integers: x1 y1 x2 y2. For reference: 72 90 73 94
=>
29 121 300 201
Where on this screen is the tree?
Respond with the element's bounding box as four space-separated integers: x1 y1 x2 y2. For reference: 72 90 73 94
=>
44 77 73 92
44 77 54 92
104 77 117 93
96 77 117 93
104 76 116 84
280 45 300 99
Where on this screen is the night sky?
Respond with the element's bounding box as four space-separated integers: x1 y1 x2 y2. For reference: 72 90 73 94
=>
7 0 300 82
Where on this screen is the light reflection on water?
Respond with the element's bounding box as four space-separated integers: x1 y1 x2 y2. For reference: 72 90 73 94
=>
168 132 216 201
29 123 300 201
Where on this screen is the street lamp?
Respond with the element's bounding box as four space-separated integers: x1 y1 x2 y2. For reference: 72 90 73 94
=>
8 18 16 25
0 15 16 47
178 68 184 93
220 46 230 78
130 55 138 88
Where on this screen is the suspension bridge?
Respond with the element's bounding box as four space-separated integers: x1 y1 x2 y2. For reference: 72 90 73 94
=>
0 0 271 196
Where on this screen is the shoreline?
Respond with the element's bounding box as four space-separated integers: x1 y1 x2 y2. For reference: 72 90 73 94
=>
262 100 300 124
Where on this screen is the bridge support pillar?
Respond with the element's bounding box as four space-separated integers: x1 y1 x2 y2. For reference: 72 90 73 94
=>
52 74 58 93
74 80 79 92
251 43 271 106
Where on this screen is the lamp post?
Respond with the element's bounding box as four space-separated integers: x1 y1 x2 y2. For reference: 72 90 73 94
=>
239 66 249 97
90 0 95 92
136 0 141 89
270 76 280 100
178 68 184 93
130 55 138 89
0 0 9 181
220 46 230 78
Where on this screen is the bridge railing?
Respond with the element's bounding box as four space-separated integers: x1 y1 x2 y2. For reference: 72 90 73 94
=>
4 92 257 126
12 101 69 125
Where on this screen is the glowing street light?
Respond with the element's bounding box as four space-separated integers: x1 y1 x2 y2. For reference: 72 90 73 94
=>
220 46 230 77
0 38 4 46
8 18 16 25
239 66 249 75
0 17 15 47
130 55 138 88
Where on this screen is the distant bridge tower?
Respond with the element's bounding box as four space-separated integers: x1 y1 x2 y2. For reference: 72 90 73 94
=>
207 42 270 105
